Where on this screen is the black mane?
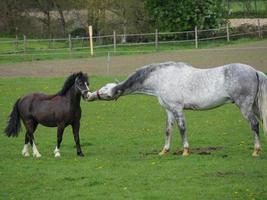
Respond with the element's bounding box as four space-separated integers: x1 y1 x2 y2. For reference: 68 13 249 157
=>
57 72 87 96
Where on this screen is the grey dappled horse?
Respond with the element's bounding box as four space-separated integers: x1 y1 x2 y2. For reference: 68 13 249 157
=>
87 62 267 157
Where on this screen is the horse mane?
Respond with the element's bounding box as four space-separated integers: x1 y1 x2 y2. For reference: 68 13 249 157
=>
57 72 87 96
116 61 176 92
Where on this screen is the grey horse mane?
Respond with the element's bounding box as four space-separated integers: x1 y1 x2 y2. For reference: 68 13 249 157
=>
115 61 178 93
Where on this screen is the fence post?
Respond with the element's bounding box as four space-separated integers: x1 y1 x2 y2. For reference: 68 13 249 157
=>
81 37 84 48
23 35 27 52
49 34 52 49
52 38 55 49
88 25 94 56
257 19 262 39
107 52 110 76
68 34 72 52
113 30 116 53
14 35 18 51
155 29 159 49
15 27 18 50
226 22 230 42
194 26 198 49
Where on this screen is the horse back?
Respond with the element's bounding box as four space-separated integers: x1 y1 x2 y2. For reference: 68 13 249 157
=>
18 92 73 127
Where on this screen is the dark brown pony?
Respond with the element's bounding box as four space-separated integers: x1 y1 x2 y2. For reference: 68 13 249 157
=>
4 72 90 158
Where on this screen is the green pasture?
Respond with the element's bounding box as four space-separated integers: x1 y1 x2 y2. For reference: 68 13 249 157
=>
0 76 267 199
229 0 267 17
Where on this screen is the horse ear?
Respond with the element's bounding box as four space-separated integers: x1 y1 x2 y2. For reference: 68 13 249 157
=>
75 76 80 83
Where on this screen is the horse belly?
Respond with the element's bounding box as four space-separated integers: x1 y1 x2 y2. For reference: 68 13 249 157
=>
32 104 69 127
185 95 232 110
34 113 58 127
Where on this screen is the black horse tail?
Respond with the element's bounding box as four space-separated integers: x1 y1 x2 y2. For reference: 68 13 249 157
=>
4 99 21 137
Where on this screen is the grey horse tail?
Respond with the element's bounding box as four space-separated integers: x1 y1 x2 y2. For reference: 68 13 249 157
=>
256 71 267 135
4 98 21 137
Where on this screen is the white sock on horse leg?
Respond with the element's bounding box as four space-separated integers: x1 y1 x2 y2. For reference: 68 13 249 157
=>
32 141 41 158
54 146 60 157
22 143 30 157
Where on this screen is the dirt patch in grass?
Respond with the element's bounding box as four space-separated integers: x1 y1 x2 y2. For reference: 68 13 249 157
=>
174 146 224 155
215 171 246 177
141 146 224 156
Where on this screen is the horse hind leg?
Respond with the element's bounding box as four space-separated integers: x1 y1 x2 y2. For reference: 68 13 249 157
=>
250 115 261 157
32 140 41 158
159 110 175 155
25 120 41 158
21 134 30 157
238 102 261 156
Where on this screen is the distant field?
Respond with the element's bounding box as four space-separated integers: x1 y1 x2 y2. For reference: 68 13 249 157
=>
0 36 265 64
0 39 266 77
229 0 267 17
0 76 267 199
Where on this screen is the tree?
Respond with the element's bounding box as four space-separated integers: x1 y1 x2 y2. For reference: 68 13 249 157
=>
145 0 227 31
53 0 67 37
107 0 151 41
34 0 54 37
0 0 34 35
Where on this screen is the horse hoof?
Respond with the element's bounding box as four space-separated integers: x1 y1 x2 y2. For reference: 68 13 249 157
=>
252 152 259 157
55 152 61 158
77 152 84 157
33 153 42 158
182 152 189 156
182 148 189 157
159 149 169 156
252 148 261 157
22 152 30 157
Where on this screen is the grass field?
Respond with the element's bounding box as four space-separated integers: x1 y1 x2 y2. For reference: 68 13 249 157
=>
229 0 267 17
0 76 267 199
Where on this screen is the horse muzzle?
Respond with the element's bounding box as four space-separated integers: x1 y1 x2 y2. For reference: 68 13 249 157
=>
84 91 96 101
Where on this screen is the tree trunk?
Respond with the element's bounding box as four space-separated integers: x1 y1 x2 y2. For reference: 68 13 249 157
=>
54 1 66 37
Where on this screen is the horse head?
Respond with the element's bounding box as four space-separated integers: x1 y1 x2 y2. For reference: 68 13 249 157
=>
86 83 122 101
74 72 91 100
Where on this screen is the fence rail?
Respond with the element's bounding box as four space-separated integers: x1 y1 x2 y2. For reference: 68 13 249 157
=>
0 23 266 57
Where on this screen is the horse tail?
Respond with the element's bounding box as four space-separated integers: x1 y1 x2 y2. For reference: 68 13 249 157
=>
256 71 267 135
4 98 21 137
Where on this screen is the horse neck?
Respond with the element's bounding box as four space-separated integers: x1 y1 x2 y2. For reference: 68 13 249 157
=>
118 79 155 96
66 85 81 105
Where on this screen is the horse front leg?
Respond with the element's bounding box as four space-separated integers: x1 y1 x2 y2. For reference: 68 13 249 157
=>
175 111 189 156
72 121 84 157
159 110 175 155
54 125 65 158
